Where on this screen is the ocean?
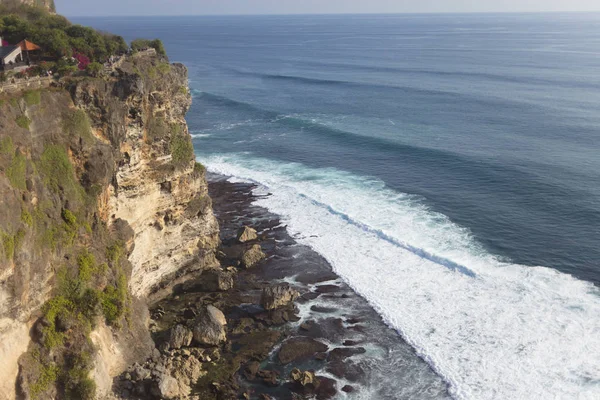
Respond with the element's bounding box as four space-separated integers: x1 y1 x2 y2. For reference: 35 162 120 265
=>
78 13 600 399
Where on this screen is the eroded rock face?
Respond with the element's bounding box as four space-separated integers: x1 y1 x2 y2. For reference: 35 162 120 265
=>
237 226 258 243
0 51 221 399
241 244 266 268
261 284 300 310
191 305 227 346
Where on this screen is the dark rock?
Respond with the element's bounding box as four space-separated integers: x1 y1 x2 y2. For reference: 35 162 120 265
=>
168 324 193 349
190 305 227 346
310 305 338 314
315 352 327 361
342 385 355 393
343 340 362 346
315 285 341 294
315 376 337 399
183 269 235 292
261 284 299 310
243 361 260 380
278 337 328 364
328 347 366 362
300 321 313 331
257 369 280 387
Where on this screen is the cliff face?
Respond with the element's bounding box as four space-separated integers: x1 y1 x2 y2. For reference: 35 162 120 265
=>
0 52 219 399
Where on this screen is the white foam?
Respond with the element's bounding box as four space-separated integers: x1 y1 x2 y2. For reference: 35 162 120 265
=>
200 153 600 400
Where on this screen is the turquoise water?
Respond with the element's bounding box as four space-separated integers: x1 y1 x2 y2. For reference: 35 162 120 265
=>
80 14 600 399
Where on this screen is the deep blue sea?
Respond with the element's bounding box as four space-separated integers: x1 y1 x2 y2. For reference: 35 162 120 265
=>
79 14 600 399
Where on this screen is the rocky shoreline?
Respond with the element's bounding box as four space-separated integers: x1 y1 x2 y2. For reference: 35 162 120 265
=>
111 175 450 400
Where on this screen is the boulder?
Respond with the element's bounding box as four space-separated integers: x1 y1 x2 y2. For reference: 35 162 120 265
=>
168 324 193 349
155 374 181 399
289 368 317 387
237 226 258 243
261 284 300 310
278 337 328 364
191 305 227 346
241 244 266 268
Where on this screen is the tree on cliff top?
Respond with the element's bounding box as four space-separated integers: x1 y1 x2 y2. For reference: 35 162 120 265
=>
0 3 127 62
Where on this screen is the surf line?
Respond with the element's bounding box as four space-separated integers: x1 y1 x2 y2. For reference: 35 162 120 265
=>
296 193 478 278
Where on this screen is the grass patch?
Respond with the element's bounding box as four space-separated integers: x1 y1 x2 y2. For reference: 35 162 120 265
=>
23 90 41 106
170 135 194 168
7 150 27 190
16 115 31 130
63 110 93 143
30 363 60 398
0 136 14 156
2 232 15 260
21 210 33 227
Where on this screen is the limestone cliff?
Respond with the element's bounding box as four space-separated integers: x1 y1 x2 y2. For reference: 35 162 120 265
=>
0 52 219 399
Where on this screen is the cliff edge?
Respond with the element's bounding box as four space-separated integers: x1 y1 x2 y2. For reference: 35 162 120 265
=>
0 52 219 399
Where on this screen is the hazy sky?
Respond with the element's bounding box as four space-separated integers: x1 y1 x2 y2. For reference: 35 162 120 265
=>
58 0 600 17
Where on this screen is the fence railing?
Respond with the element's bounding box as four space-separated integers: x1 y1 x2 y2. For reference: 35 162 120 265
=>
0 76 54 94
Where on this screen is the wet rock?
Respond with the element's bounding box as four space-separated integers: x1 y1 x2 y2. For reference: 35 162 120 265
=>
261 284 300 310
278 337 328 364
168 324 193 349
315 352 327 361
241 244 266 268
315 285 341 294
342 385 355 393
310 305 338 314
243 361 260 380
328 347 367 362
257 369 280 387
326 360 365 382
191 305 227 346
314 376 337 399
237 226 258 243
290 368 317 387
343 340 362 346
300 321 313 331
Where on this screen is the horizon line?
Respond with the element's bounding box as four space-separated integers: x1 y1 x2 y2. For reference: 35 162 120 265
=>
64 10 600 18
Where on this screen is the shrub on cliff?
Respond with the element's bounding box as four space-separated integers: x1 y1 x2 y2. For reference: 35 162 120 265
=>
170 134 194 168
0 6 128 62
131 38 167 56
85 61 103 77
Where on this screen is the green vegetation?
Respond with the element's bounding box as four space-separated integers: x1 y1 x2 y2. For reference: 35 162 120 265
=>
63 109 92 138
30 363 60 398
85 61 103 77
170 134 194 168
16 115 31 129
38 145 83 203
146 115 167 142
23 90 41 106
131 38 167 56
21 210 33 227
7 150 27 190
194 161 206 176
0 137 14 155
2 231 15 260
0 4 127 62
